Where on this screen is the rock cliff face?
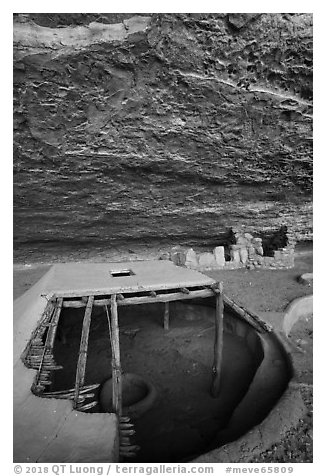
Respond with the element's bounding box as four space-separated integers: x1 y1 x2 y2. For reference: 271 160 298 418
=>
13 13 313 261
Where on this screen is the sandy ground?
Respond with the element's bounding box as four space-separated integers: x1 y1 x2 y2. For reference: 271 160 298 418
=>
13 246 313 462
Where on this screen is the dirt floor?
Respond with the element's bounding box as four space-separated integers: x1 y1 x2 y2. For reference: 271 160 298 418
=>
13 245 313 463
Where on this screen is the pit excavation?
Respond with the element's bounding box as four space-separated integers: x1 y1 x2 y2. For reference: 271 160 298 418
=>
14 260 294 463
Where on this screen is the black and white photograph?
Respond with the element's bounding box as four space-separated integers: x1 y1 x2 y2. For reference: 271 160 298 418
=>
12 4 314 469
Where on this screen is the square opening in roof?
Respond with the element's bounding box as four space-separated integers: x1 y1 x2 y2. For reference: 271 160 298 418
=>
110 269 135 278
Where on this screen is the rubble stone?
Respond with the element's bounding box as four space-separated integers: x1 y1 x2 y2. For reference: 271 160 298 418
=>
198 252 217 268
213 246 225 266
170 247 186 266
230 249 241 263
236 236 247 245
239 247 249 264
244 233 253 240
273 250 282 261
185 248 198 268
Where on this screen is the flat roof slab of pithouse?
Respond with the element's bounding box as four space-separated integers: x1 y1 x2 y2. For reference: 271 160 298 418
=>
41 260 217 296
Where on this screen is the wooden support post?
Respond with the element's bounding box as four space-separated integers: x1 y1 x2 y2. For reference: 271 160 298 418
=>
73 295 94 408
211 282 224 398
110 294 123 418
164 301 170 330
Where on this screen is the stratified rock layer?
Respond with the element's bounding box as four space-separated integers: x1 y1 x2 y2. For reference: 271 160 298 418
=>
13 13 313 260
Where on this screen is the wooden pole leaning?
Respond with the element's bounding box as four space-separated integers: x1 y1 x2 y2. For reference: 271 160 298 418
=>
73 295 94 409
211 282 224 398
47 297 63 349
32 297 63 393
164 302 170 330
110 294 123 419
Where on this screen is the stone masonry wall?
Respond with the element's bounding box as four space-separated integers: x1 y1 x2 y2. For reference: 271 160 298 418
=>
163 226 296 270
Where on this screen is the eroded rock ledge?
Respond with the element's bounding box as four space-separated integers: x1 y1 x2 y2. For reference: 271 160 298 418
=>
13 13 313 257
13 16 151 60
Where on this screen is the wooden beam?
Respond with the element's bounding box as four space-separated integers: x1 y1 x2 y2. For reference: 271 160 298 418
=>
73 295 94 408
62 300 86 308
110 295 123 418
61 288 215 308
42 383 99 398
211 282 224 398
77 401 98 411
55 281 217 299
223 294 271 333
181 287 190 294
119 288 215 306
164 302 170 330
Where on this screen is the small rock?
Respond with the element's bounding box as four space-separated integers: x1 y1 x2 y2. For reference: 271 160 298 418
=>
298 273 313 286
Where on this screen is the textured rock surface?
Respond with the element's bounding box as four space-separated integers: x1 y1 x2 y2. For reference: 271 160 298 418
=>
13 13 313 261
